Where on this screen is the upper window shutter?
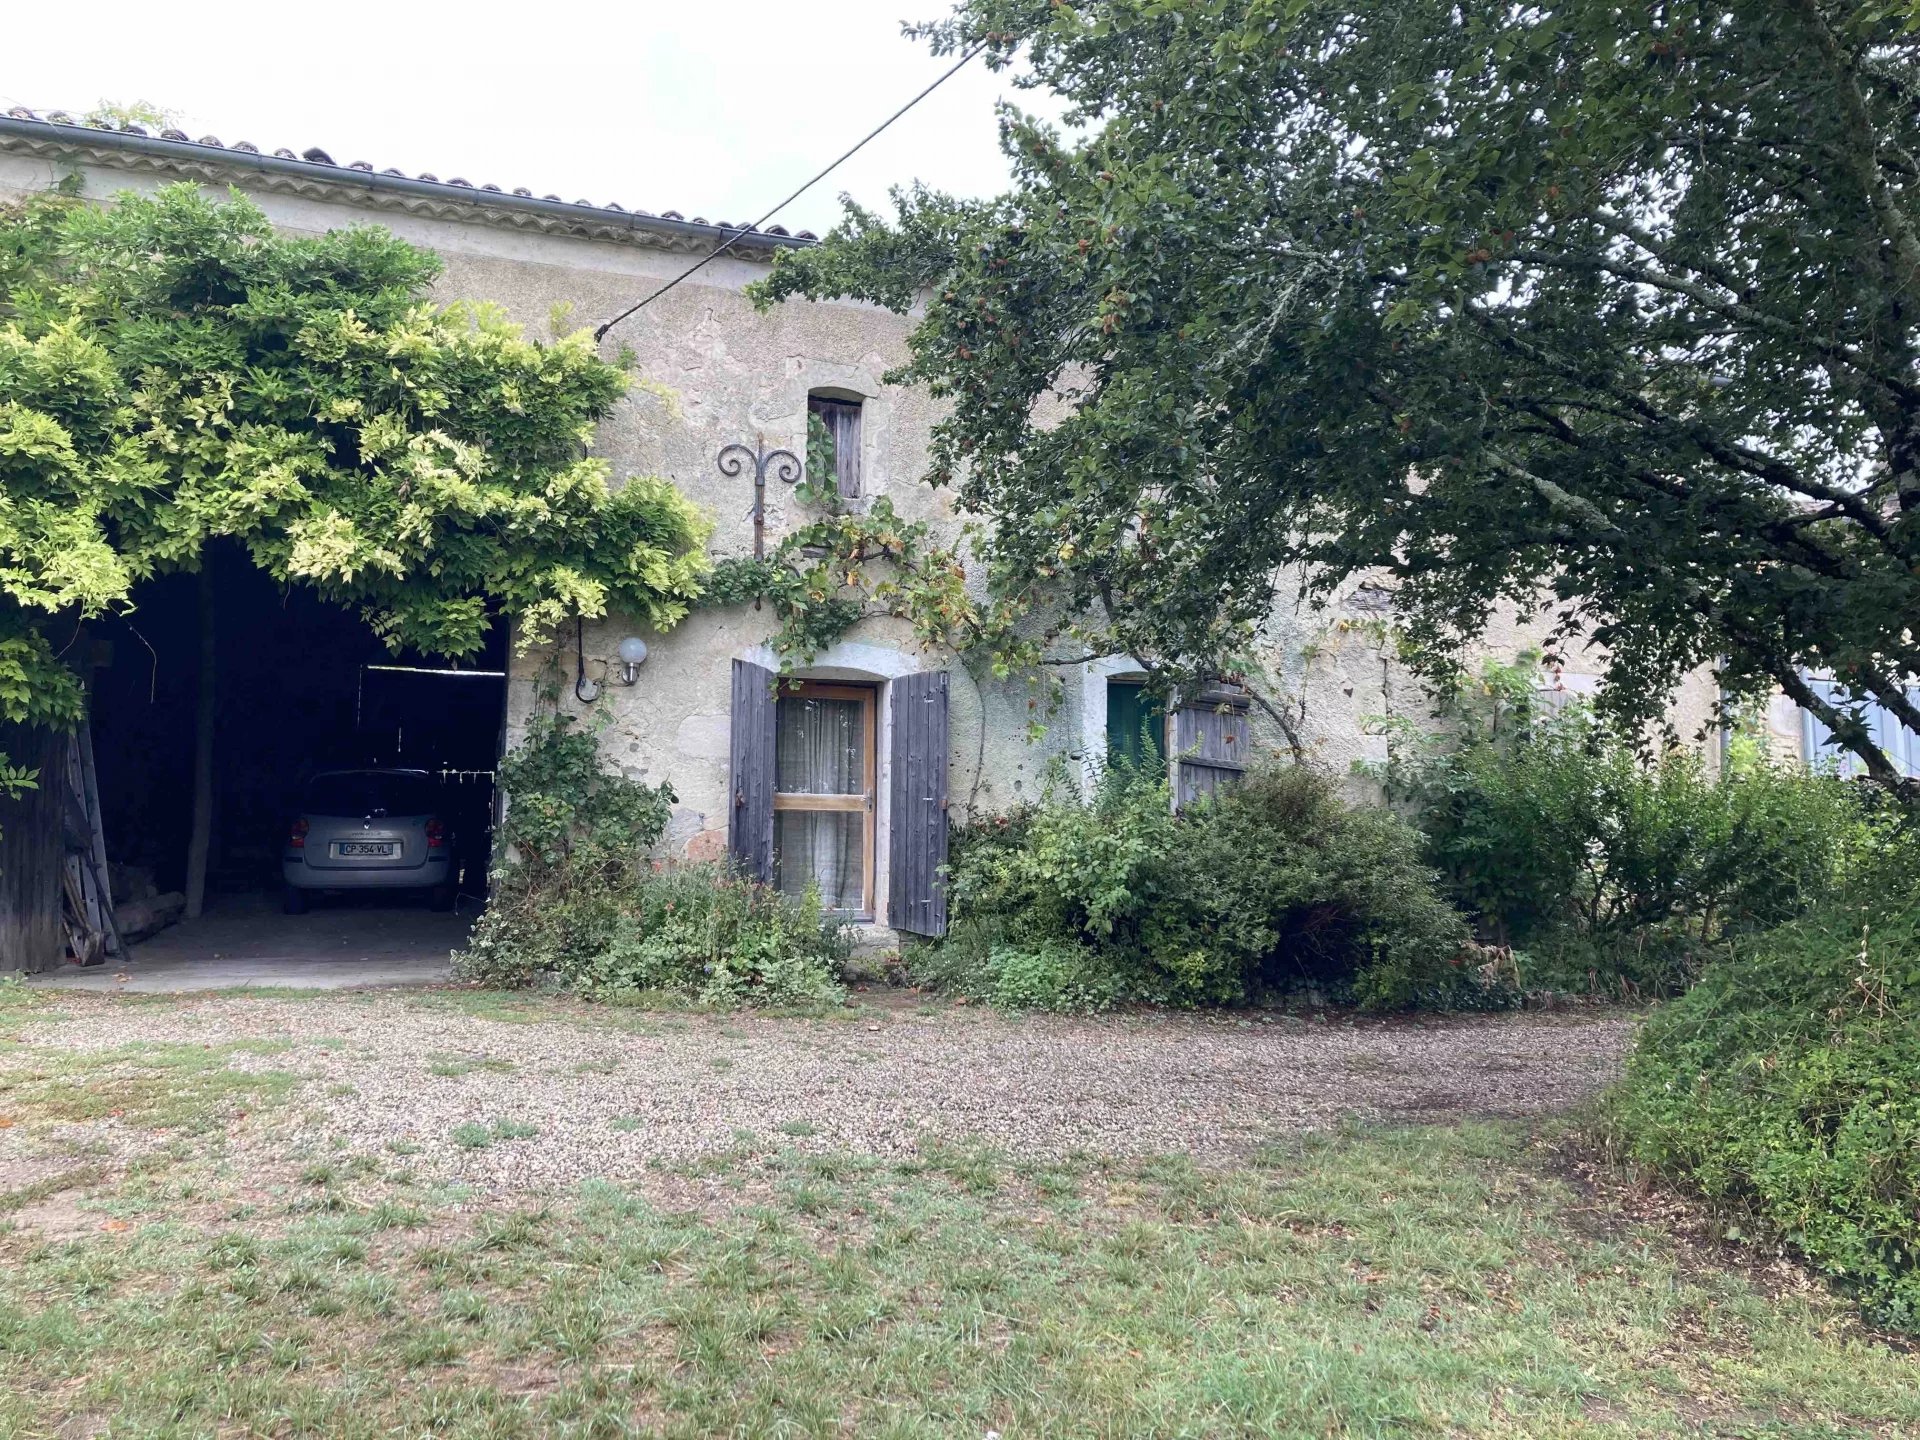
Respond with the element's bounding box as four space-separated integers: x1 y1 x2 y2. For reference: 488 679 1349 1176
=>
1172 684 1250 809
809 396 863 498
728 659 778 881
887 670 949 936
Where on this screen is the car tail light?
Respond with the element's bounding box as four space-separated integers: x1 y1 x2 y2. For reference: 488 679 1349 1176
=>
289 818 309 850
426 817 447 850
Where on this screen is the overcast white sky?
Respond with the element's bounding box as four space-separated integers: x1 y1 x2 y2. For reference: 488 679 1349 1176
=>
0 0 1060 238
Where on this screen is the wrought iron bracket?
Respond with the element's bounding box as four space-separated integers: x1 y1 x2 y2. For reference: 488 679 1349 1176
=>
717 439 802 564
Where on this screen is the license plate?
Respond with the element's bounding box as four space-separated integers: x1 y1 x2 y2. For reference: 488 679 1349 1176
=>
334 842 396 858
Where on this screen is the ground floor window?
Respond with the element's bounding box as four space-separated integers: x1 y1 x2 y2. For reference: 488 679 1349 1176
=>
773 681 875 915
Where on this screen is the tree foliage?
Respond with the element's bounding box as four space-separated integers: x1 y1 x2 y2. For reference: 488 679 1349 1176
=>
0 183 708 776
759 0 1920 783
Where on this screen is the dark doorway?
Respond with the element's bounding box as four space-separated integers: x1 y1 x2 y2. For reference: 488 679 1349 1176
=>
87 541 504 911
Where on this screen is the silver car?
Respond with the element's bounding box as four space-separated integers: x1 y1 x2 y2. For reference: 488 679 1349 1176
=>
283 768 455 913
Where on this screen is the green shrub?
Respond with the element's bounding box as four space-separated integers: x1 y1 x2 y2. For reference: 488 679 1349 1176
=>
926 763 1480 1011
1608 886 1920 1333
1377 658 1882 993
584 863 846 1008
457 713 846 1006
978 940 1133 1013
492 712 676 883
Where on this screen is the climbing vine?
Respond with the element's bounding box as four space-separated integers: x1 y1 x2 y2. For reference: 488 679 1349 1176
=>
705 414 1037 683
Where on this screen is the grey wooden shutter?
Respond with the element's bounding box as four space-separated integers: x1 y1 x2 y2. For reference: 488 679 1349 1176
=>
888 670 949 936
831 403 863 499
1172 685 1250 808
810 397 863 498
728 659 777 881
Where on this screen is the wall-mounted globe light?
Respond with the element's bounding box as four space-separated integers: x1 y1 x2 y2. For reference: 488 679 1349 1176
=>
615 635 649 686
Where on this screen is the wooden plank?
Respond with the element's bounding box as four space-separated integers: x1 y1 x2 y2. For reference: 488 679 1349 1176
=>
0 724 69 973
887 671 949 937
771 793 867 813
72 718 125 960
62 734 107 944
1172 689 1250 809
62 855 105 966
861 685 876 914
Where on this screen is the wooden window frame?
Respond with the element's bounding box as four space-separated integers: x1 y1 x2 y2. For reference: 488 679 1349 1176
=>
773 680 877 919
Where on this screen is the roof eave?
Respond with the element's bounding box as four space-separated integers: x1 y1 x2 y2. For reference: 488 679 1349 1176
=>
0 115 814 258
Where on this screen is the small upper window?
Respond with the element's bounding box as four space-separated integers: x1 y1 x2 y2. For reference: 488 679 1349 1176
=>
807 393 863 499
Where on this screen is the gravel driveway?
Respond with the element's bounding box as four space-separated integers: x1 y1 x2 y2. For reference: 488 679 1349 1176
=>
8 992 1636 1194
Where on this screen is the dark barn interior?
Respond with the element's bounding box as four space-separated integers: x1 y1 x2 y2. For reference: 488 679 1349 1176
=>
87 542 505 914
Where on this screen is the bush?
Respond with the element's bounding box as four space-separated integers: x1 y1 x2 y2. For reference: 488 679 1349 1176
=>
583 863 846 1008
457 713 846 1006
925 762 1481 1011
1378 659 1882 994
972 939 1134 1013
1608 883 1920 1333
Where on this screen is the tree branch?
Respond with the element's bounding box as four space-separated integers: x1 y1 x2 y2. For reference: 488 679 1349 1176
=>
1464 303 1905 552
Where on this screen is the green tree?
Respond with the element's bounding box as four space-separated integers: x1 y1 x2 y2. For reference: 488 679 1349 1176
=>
759 0 1920 785
79 100 180 131
1 183 707 834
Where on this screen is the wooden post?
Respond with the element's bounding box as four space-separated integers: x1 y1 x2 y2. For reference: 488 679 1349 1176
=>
0 724 68 972
184 565 215 920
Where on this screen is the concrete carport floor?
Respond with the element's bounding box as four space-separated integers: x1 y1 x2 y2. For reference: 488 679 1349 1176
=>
24 893 467 993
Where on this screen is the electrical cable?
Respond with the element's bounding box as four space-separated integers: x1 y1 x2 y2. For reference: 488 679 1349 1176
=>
573 614 597 704
593 42 986 342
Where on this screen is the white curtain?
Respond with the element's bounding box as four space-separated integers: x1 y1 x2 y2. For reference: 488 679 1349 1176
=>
775 696 864 909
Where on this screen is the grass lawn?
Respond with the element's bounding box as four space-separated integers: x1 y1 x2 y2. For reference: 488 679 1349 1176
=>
0 990 1913 1437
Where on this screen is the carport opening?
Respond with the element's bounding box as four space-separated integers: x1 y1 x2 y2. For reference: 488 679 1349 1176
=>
87 540 505 924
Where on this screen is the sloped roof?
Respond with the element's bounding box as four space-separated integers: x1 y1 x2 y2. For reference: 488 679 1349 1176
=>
0 108 816 256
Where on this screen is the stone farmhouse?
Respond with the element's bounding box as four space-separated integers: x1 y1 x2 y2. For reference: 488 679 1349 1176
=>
3 109 1855 958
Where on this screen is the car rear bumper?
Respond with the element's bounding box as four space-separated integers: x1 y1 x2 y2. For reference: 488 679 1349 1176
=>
283 855 452 890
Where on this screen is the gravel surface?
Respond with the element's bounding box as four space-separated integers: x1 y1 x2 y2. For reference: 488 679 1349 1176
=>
8 993 1636 1194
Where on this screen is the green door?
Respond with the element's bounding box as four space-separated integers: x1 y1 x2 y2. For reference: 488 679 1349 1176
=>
1105 678 1167 770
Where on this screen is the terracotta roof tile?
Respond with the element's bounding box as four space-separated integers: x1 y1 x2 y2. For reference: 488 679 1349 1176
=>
0 107 819 242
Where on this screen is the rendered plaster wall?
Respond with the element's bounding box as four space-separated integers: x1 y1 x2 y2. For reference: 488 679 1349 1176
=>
326 191 1075 913
401 239 1079 902
1251 576 1727 786
1070 570 1726 794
